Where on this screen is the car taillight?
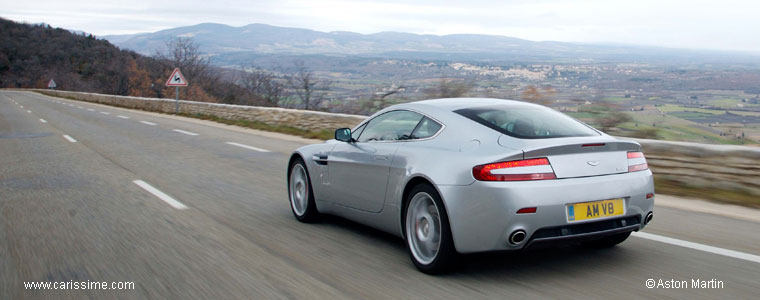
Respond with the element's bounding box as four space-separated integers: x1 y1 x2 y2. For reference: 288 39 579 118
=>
472 158 556 181
627 151 648 172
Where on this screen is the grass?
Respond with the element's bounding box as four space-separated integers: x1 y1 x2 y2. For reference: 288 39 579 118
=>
654 177 760 208
179 113 334 140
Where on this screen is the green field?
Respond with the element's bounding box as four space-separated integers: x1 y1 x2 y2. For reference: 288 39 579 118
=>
708 98 760 108
568 104 759 145
656 104 722 114
603 97 630 102
565 111 599 119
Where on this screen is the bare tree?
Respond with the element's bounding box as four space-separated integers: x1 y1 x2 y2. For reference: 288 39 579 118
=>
286 60 331 110
595 111 633 131
154 37 211 82
240 65 284 106
355 80 409 114
373 81 407 100
586 102 633 132
521 84 556 105
424 78 472 98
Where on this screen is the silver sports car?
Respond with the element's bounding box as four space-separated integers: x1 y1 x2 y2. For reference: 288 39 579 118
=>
287 98 654 273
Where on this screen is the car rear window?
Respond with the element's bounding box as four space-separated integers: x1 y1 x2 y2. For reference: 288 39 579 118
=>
454 105 600 139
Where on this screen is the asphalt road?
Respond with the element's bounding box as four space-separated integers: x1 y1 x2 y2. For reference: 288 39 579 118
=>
1 90 759 299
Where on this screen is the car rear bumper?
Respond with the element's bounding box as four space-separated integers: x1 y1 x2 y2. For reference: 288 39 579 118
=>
437 170 654 253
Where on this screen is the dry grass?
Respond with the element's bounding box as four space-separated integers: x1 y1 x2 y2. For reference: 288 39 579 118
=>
654 177 760 208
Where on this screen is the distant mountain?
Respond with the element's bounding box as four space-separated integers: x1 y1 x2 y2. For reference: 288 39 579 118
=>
104 23 529 55
104 23 760 66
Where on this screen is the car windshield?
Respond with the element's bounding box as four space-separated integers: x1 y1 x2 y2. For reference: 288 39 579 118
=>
454 105 600 139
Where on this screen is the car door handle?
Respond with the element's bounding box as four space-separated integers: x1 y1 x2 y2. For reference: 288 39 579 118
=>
374 155 389 161
313 155 328 165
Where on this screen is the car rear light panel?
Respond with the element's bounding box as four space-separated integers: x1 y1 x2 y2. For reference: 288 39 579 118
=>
627 151 648 172
473 158 557 181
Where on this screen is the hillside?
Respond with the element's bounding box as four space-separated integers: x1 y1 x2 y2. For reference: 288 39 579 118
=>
0 18 141 94
0 18 268 106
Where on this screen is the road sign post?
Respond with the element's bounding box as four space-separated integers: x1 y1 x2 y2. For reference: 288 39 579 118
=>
165 68 188 114
175 86 179 113
47 79 56 89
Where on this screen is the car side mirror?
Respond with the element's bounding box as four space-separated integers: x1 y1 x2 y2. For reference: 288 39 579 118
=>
335 128 353 142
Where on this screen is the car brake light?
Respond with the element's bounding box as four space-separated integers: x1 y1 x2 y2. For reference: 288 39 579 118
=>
627 151 648 172
472 158 556 181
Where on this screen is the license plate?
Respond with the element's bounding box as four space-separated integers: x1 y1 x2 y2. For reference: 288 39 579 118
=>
566 198 625 222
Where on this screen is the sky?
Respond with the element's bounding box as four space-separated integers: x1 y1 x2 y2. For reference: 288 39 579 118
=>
3 0 760 53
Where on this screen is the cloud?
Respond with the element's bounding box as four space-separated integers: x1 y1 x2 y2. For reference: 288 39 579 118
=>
2 0 760 52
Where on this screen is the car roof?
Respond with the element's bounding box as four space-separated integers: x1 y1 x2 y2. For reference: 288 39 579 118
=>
402 98 542 112
364 98 550 131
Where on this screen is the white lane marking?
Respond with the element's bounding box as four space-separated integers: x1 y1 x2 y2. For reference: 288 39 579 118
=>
132 180 188 210
87 108 95 111
20 105 23 108
225 142 270 152
26 110 32 113
173 129 199 136
117 115 129 119
140 121 157 126
633 232 760 264
62 135 77 143
68 104 74 107
77 106 83 109
100 111 110 115
39 119 47 123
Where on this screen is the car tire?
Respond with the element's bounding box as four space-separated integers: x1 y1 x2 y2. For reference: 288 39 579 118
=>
288 157 319 222
403 183 457 274
583 231 631 248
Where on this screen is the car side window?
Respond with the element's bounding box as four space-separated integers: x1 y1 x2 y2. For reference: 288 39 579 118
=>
351 123 367 141
357 110 424 142
411 117 443 139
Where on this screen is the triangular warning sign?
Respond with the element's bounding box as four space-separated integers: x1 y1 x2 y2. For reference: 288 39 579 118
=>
165 68 188 87
47 79 57 89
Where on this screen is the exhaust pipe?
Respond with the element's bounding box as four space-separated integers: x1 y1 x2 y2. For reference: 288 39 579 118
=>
644 212 653 225
509 230 526 245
